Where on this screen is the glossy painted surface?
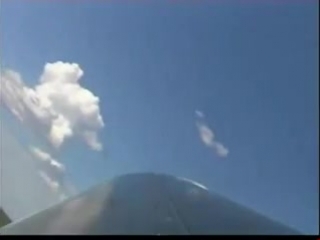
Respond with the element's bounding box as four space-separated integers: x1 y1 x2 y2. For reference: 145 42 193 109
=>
0 173 300 235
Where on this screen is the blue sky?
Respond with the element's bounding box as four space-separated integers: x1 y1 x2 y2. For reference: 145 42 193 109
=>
1 0 318 234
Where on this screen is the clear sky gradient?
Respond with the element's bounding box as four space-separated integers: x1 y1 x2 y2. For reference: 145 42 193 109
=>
1 0 318 234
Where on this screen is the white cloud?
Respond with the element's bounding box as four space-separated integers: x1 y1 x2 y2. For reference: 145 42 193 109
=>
82 130 103 151
197 123 215 146
29 146 72 200
0 61 101 220
195 110 205 119
195 110 229 158
30 146 65 173
213 142 229 158
0 61 104 151
0 121 76 221
38 171 60 192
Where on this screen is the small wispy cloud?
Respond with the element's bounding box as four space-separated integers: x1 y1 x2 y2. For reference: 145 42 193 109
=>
214 142 229 158
30 146 65 173
29 146 74 200
195 109 205 119
195 110 229 158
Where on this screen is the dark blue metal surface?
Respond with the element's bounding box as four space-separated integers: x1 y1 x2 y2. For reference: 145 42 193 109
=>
0 173 300 235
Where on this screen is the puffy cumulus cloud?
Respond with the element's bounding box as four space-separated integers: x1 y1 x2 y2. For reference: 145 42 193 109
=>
195 110 229 158
29 146 74 200
0 62 104 151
